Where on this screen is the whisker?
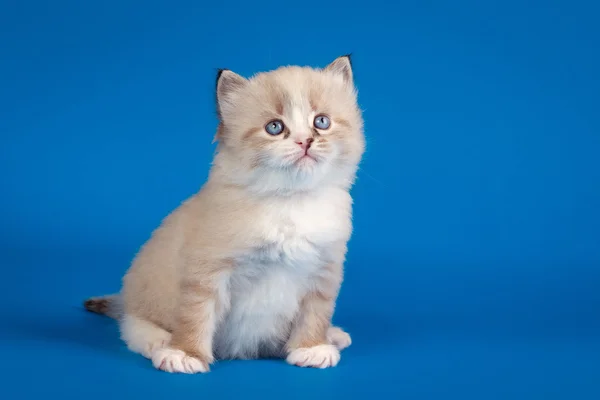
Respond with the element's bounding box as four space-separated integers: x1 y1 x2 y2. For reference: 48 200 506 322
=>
358 168 386 188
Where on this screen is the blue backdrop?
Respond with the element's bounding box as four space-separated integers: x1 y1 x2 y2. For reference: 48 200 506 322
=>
1 1 598 398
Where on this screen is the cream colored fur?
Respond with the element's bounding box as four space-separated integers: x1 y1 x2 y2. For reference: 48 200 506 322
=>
85 55 365 373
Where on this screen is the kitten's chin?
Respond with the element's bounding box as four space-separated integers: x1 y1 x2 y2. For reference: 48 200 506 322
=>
293 154 318 168
273 151 322 172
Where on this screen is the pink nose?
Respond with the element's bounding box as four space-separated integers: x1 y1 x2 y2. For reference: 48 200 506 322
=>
295 137 314 150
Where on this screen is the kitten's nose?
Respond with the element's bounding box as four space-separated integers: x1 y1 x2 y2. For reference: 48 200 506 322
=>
295 137 314 151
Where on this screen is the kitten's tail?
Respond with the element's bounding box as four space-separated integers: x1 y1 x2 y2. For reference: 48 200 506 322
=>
83 294 123 320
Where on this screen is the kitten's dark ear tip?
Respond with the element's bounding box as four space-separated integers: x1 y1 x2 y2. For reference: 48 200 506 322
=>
341 53 353 66
216 68 228 85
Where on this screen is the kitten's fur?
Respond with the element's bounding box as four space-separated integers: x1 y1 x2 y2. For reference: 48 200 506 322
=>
84 55 365 373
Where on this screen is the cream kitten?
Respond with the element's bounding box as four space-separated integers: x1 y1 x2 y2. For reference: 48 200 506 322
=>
84 55 365 373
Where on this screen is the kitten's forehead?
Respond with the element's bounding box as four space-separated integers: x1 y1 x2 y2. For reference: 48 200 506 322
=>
257 66 319 91
250 66 340 115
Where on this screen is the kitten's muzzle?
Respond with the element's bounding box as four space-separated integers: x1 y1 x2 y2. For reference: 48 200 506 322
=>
295 137 314 152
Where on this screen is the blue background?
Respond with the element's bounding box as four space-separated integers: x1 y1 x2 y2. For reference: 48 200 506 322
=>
1 0 599 398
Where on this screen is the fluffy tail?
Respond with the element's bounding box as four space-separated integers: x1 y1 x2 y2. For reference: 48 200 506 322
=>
83 294 123 320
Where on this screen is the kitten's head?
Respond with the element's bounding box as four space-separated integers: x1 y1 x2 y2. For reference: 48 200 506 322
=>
211 55 365 195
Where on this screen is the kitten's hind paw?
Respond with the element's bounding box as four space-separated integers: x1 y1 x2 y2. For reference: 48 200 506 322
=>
151 347 210 374
327 326 352 350
286 344 340 369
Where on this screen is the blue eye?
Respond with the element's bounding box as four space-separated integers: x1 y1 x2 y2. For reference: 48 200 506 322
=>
314 115 331 130
265 120 284 135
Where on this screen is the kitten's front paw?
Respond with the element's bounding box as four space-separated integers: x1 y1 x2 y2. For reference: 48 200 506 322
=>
286 344 340 369
141 337 170 359
151 347 210 374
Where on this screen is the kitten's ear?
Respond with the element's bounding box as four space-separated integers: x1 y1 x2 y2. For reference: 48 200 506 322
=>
324 54 353 84
215 68 247 119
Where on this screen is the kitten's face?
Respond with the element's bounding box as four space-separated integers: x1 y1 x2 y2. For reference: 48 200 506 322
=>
214 56 364 193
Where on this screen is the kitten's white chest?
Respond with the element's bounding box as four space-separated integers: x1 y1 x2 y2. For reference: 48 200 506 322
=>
255 188 352 265
214 188 352 359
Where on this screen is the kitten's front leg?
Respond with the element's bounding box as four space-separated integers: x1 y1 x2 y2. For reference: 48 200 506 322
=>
286 261 343 369
152 261 228 374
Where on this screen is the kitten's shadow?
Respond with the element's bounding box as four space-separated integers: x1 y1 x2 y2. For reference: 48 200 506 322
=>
332 309 444 357
0 305 125 356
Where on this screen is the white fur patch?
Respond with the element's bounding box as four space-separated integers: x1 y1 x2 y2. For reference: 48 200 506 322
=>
120 314 172 359
286 344 341 368
152 347 209 374
215 265 304 359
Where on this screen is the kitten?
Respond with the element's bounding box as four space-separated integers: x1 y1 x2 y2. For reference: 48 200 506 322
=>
84 55 365 373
